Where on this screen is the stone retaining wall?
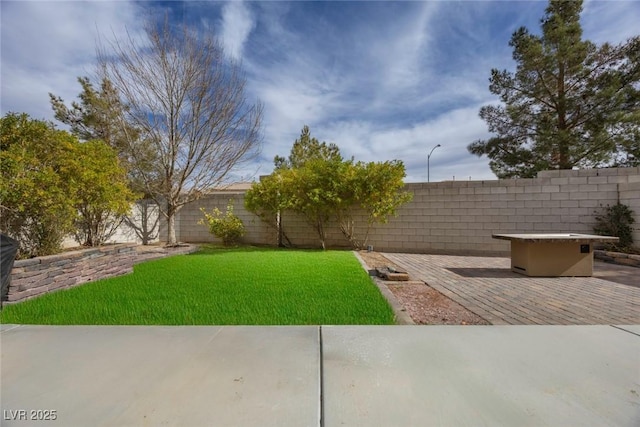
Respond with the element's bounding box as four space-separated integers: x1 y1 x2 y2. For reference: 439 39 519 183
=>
5 244 137 304
594 250 640 268
133 244 200 264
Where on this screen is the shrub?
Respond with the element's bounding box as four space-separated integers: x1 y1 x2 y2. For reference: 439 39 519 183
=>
1 113 79 258
593 202 636 251
199 203 245 246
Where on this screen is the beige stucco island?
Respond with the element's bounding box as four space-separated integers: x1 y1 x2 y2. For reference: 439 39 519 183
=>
492 233 620 277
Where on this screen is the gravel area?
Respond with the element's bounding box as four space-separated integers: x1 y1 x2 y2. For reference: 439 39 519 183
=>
357 251 489 325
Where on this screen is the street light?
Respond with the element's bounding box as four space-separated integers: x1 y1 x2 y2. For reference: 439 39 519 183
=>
427 144 441 183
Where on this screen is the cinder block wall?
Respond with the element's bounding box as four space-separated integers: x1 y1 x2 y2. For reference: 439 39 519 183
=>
160 191 276 246
163 167 640 255
363 167 640 255
620 181 640 243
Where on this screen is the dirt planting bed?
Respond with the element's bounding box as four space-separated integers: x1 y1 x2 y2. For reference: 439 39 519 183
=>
358 251 489 325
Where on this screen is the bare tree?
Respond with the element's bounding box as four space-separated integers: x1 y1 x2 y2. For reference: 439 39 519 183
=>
98 17 263 245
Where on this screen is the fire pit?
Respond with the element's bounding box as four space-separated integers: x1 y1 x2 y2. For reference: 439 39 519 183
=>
492 233 619 277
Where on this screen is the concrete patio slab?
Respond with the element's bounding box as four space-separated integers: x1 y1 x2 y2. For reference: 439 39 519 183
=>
615 324 640 335
322 325 640 427
3 325 639 426
1 325 320 427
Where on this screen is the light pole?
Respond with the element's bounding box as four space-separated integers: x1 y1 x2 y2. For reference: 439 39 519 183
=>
427 144 441 182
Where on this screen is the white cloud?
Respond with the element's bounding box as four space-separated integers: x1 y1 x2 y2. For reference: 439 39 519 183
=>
3 0 637 187
582 0 640 44
1 1 141 120
220 1 255 60
239 1 503 182
371 2 438 93
320 103 495 183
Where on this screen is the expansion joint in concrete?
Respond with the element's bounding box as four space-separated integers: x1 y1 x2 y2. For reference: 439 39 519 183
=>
318 325 325 427
611 325 640 338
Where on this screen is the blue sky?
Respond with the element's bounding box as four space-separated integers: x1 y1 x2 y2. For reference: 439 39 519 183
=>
2 1 639 182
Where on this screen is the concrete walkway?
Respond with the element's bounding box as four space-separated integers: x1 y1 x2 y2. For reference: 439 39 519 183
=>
385 253 640 325
2 324 639 426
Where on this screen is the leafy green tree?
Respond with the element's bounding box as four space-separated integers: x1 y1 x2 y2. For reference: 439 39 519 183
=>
72 140 137 247
50 77 160 245
1 113 136 255
273 126 346 249
0 113 79 257
248 126 343 248
246 126 412 249
616 109 640 167
468 0 640 178
288 158 347 250
244 171 295 247
336 160 412 249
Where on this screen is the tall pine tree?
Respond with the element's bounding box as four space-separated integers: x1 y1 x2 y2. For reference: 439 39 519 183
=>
468 0 640 178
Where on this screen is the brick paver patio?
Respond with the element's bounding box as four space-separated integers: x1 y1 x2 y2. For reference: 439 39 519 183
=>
384 253 640 325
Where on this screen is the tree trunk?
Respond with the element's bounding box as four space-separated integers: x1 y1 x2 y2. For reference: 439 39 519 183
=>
276 210 283 247
140 202 150 245
139 200 159 245
556 61 572 169
166 203 177 246
316 218 326 250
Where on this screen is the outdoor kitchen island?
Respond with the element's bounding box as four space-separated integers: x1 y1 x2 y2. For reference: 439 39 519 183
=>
492 233 620 277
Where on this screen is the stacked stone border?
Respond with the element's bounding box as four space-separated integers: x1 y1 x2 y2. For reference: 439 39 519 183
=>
5 243 198 304
594 250 640 268
6 244 136 304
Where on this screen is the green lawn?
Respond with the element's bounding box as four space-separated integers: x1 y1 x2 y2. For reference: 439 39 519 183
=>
0 246 395 325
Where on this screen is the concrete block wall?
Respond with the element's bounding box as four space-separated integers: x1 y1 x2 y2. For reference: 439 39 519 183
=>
363 167 640 255
166 167 640 255
62 200 161 248
160 192 276 246
620 182 640 244
6 244 137 303
107 200 161 245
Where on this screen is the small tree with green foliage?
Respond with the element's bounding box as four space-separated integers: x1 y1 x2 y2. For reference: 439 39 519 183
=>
51 76 159 245
246 125 412 249
278 126 348 249
248 126 345 249
288 158 346 250
50 77 141 160
337 160 412 249
244 171 295 247
73 140 137 246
